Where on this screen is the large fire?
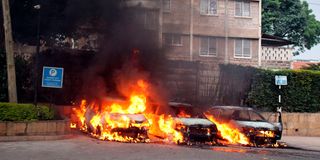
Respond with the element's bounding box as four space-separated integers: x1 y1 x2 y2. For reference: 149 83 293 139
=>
205 114 249 145
71 79 183 143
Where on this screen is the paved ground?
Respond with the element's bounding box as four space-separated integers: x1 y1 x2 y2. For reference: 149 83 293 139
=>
1 135 320 160
282 136 320 152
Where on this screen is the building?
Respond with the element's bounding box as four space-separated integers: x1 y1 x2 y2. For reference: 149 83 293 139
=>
261 34 294 69
127 0 261 65
14 0 263 105
125 0 262 104
291 60 320 70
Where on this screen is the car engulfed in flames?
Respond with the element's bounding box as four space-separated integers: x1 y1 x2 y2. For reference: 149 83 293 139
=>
174 117 218 145
70 79 219 144
157 102 219 145
205 106 282 147
70 79 153 142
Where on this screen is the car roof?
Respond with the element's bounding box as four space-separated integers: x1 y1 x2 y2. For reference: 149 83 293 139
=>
169 102 193 107
210 106 254 110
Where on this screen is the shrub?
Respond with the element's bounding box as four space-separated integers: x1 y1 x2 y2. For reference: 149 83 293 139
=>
0 103 54 121
248 69 320 112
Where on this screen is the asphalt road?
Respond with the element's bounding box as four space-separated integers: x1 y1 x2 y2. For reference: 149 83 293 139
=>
1 135 320 160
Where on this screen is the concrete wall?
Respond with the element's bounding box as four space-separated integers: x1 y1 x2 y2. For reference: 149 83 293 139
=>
262 112 320 137
0 120 70 136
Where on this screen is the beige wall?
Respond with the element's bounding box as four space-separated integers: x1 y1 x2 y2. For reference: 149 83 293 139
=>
262 112 320 137
165 35 191 60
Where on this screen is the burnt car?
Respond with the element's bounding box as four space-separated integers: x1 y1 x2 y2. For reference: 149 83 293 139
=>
205 106 282 146
169 102 219 145
105 113 150 142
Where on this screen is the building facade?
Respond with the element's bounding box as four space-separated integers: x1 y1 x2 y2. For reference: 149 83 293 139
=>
161 0 261 67
129 0 263 104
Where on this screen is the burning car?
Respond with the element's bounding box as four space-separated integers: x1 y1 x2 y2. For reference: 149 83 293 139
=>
97 113 150 142
168 102 219 145
205 106 282 147
71 91 152 142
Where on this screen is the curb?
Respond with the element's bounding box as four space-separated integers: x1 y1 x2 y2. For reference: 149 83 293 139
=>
0 134 74 142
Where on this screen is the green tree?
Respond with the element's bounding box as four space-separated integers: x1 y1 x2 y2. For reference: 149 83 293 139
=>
262 0 320 54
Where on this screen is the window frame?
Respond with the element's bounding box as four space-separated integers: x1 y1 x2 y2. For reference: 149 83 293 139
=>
199 36 218 57
143 10 157 30
163 0 171 13
234 0 251 17
234 39 252 59
164 34 183 46
200 0 218 16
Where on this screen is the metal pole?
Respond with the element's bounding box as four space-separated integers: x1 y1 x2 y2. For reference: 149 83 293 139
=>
258 0 262 67
224 0 229 64
189 0 194 61
2 0 18 102
34 4 41 106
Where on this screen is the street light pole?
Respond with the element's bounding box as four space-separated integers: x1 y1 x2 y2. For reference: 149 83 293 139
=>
34 4 41 106
2 0 18 103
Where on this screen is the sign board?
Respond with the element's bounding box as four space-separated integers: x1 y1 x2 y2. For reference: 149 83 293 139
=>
42 66 64 88
275 75 287 86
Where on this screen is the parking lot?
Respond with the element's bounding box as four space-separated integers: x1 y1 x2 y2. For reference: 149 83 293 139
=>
1 135 320 160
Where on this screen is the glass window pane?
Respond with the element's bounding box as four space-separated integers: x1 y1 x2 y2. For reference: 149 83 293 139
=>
163 0 171 12
249 111 266 121
200 37 208 55
145 11 156 30
243 1 250 16
235 1 242 16
200 0 208 15
235 39 242 57
232 110 250 121
208 38 216 55
164 35 171 45
208 0 217 15
173 35 182 45
243 40 251 57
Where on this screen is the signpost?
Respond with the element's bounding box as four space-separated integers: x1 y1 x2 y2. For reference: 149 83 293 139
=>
275 75 287 104
42 66 64 88
275 75 286 137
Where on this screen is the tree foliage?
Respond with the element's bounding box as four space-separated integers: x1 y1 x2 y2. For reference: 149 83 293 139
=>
5 0 122 45
0 50 32 102
262 0 320 54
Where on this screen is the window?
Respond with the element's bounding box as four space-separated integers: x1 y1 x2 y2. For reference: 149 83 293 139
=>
231 110 250 121
200 37 217 56
134 10 157 30
235 0 250 17
200 0 217 15
164 34 182 46
144 11 157 30
163 0 171 12
249 111 266 122
235 39 251 58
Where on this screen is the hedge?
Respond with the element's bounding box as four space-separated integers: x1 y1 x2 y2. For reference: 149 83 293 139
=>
248 69 320 112
0 103 54 121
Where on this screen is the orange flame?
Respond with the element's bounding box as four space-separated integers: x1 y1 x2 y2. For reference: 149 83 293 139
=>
205 114 249 145
158 115 183 143
71 79 184 143
177 110 191 118
70 123 77 129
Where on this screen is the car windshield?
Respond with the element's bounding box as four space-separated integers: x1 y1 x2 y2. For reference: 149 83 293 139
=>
210 108 266 122
230 110 266 121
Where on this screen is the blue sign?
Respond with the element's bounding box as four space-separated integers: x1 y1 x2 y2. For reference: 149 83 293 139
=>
42 66 64 88
275 75 287 86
